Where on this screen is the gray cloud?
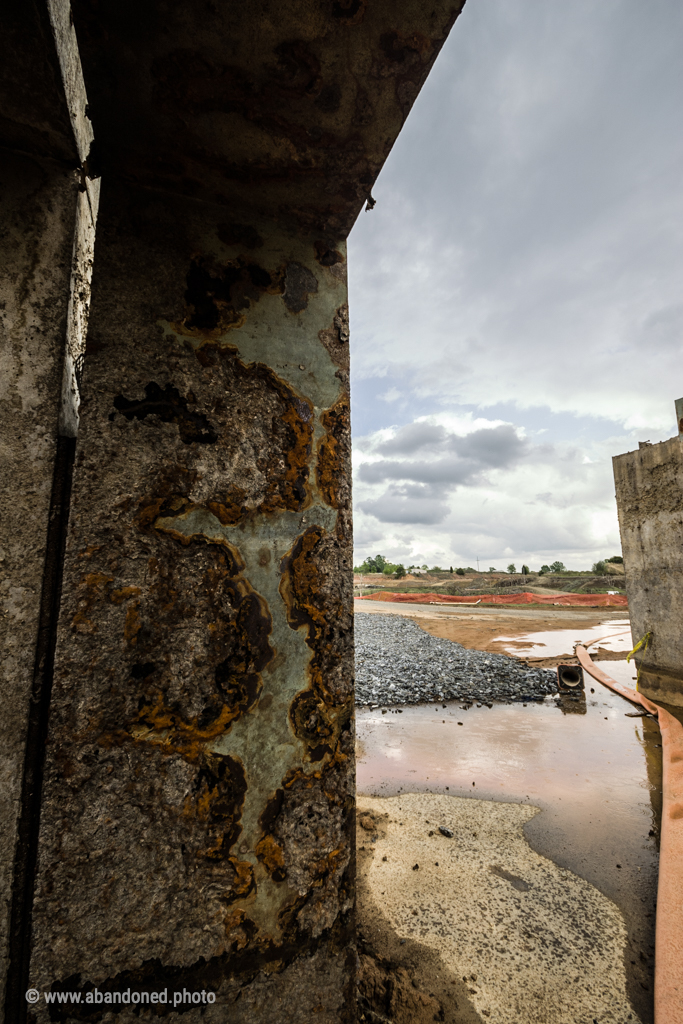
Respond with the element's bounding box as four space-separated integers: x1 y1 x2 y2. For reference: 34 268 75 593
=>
361 486 451 526
377 421 447 455
359 456 476 487
348 0 683 429
448 425 527 467
358 424 528 498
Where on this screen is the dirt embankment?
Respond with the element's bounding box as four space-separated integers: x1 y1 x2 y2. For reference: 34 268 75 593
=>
402 609 629 668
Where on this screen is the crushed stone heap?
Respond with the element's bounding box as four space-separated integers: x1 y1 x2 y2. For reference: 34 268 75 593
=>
354 613 557 707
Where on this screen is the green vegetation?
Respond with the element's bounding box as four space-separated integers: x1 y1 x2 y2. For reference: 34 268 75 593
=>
355 554 386 573
353 553 408 578
355 553 623 578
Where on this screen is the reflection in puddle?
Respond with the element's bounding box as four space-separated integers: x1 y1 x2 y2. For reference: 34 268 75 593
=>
495 618 632 657
357 666 660 1022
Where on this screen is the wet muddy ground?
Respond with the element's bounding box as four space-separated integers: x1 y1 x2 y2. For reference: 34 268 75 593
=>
356 614 661 1024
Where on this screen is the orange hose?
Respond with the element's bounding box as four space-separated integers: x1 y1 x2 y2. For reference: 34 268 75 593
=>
576 645 683 1024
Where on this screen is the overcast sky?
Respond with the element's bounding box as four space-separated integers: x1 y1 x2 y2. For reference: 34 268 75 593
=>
348 0 683 571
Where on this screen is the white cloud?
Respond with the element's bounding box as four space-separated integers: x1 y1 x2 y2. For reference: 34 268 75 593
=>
353 416 632 569
378 387 402 403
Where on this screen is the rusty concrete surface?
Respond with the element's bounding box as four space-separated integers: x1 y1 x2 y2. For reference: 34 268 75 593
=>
26 184 356 1020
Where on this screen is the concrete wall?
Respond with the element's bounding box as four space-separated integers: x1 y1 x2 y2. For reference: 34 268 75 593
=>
26 183 355 1020
614 436 683 706
0 149 79 1018
0 3 99 1016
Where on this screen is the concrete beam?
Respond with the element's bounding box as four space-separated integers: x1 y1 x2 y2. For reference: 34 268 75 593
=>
614 436 683 706
70 0 464 234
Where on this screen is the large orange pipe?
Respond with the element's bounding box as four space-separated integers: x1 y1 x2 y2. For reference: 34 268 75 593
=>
576 646 683 1024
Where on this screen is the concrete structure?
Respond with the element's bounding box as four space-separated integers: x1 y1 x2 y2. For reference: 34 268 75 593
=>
0 0 463 1019
614 430 683 706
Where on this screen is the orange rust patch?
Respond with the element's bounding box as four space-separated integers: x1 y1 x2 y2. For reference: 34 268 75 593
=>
208 487 248 525
71 572 114 634
133 698 246 759
316 397 350 508
76 543 104 562
255 834 286 882
143 348 313 520
123 601 141 645
223 909 258 952
153 520 241 556
258 374 313 515
110 585 141 605
280 528 327 631
279 524 352 711
136 495 185 533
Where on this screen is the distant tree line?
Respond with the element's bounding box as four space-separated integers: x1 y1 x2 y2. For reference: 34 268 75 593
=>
354 554 624 577
354 554 406 577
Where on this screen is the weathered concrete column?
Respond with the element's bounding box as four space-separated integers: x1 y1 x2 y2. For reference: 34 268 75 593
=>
0 1 97 1013
614 435 683 706
5 1 462 1017
26 182 355 1018
0 147 79 1020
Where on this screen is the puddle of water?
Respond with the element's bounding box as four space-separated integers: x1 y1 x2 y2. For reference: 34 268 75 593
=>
357 665 661 1021
494 618 632 657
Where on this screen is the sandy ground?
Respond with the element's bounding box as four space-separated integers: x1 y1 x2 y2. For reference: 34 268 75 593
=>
357 600 629 667
357 794 641 1024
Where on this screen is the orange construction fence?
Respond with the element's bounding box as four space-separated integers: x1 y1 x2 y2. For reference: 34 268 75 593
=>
356 590 628 608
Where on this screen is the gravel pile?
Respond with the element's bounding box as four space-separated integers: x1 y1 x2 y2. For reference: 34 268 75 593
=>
354 613 557 707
